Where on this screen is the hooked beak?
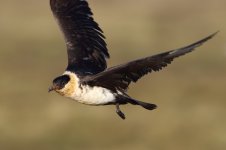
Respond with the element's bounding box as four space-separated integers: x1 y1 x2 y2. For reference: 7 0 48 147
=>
48 86 55 93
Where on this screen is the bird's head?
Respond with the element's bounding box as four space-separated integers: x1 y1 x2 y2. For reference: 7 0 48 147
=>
49 72 78 97
49 75 70 93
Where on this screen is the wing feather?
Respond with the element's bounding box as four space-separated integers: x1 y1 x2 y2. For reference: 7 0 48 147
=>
50 0 109 75
83 32 217 92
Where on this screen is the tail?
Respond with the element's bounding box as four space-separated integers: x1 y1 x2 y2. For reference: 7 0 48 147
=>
118 96 157 110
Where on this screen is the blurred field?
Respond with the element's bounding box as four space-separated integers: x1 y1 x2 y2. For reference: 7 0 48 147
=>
0 0 226 150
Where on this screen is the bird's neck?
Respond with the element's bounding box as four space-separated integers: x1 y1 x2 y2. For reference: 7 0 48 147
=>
57 71 79 97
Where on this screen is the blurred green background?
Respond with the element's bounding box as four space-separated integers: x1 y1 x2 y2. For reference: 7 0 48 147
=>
0 0 226 150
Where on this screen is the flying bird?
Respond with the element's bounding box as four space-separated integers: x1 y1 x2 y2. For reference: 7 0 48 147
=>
48 0 217 119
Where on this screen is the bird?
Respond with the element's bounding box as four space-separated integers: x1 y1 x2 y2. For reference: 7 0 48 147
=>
48 0 217 120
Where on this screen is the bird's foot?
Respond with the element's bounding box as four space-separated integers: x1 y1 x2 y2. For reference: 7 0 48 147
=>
116 103 126 120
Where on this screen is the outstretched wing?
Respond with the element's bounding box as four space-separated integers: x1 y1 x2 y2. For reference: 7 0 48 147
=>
50 0 109 75
83 32 217 93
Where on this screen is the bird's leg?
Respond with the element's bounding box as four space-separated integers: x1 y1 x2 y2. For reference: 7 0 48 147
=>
116 103 126 120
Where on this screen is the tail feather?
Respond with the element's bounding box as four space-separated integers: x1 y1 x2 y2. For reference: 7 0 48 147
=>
135 100 157 110
119 97 157 110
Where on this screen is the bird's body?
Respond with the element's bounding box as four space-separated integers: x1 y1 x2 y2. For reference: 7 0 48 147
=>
58 71 116 105
48 0 217 119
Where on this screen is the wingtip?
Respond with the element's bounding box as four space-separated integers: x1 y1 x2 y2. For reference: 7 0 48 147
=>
197 31 219 44
186 31 218 48
207 31 219 39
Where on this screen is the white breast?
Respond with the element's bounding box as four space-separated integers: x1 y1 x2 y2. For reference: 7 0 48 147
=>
71 85 116 105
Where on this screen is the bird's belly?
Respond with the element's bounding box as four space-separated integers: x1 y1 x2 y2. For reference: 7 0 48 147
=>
70 85 116 105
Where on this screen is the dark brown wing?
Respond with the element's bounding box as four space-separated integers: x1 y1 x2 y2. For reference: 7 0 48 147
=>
50 0 109 75
82 32 217 92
